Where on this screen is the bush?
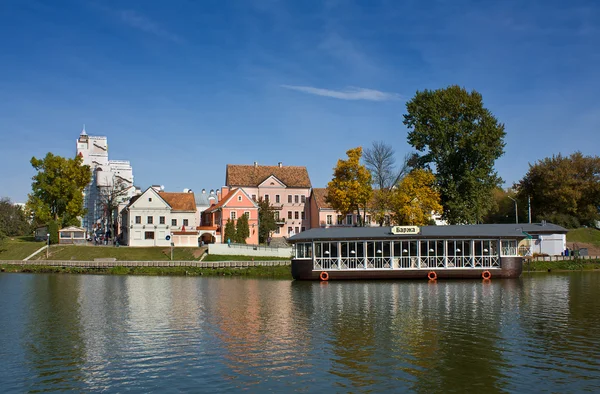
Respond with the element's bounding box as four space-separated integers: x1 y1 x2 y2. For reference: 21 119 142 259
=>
47 221 59 244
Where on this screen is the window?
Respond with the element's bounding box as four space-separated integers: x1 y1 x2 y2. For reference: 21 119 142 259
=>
288 211 292 219
366 215 371 224
238 195 242 202
327 215 333 225
301 195 306 203
274 212 280 220
295 227 299 234
346 214 352 225
148 198 152 202
159 216 165 224
276 195 280 203
172 219 177 226
135 216 141 224
295 211 299 219
294 195 299 203
301 211 305 219
288 195 292 203
301 227 305 232
183 219 189 226
144 231 154 240
231 211 237 221
264 194 269 202
244 211 250 218
275 227 280 234
337 215 343 225
147 216 153 224
252 194 256 201
288 227 293 235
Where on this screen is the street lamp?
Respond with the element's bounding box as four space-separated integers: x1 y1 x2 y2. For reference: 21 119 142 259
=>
46 233 50 258
507 196 518 224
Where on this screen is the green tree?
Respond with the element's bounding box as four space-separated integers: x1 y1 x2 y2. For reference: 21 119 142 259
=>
389 169 443 225
26 153 91 227
327 147 373 226
481 188 527 224
257 197 278 243
235 213 250 244
515 152 600 227
403 85 506 224
0 197 31 240
224 218 236 244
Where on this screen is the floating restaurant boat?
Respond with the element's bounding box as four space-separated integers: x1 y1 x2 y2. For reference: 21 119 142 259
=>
287 223 566 281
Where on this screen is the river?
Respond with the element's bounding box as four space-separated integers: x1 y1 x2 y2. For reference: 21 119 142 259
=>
1 272 599 392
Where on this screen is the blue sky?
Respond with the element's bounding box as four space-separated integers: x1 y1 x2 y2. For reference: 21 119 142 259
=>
1 0 599 202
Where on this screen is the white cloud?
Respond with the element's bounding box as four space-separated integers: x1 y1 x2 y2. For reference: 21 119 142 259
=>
118 10 183 43
280 85 401 101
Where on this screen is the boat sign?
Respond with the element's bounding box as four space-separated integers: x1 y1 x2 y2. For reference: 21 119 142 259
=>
391 226 420 235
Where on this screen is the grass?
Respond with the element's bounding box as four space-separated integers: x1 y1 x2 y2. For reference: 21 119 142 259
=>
203 254 290 261
524 258 600 272
32 245 204 261
0 236 46 260
0 264 292 279
567 228 600 247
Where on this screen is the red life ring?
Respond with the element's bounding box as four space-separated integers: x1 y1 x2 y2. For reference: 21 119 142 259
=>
320 271 329 281
482 270 492 280
427 271 437 281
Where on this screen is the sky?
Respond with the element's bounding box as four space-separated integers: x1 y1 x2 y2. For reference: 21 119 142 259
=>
1 0 599 203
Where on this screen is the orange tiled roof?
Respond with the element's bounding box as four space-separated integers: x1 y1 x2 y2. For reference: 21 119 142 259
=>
312 188 332 209
204 189 238 213
226 164 312 188
159 192 196 211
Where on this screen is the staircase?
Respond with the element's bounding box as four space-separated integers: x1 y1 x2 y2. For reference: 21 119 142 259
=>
269 237 289 248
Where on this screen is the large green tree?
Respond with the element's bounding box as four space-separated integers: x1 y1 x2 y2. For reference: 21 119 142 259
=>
515 152 600 227
257 197 278 243
327 147 373 226
26 153 91 227
224 218 236 244
403 85 506 224
235 213 250 244
0 198 31 241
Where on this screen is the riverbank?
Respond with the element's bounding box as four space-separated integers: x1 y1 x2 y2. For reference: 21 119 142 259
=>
524 258 600 272
0 264 293 278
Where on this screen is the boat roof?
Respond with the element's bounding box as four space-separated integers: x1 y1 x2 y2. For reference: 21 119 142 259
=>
288 223 568 243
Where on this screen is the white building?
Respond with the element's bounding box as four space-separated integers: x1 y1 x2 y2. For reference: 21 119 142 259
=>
121 187 199 247
76 127 135 235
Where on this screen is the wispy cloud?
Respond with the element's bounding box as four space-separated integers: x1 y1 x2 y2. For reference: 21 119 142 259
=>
280 85 400 101
118 10 183 43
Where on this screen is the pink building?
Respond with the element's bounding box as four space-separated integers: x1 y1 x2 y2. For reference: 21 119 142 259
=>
309 188 378 228
201 187 259 244
226 162 312 238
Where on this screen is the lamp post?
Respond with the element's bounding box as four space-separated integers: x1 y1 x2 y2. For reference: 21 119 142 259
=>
507 196 518 224
46 233 50 258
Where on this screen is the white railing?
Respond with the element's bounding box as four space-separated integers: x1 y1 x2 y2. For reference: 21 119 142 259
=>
313 255 500 270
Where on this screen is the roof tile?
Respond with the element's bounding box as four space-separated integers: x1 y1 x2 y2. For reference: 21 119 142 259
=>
159 192 196 211
226 164 311 188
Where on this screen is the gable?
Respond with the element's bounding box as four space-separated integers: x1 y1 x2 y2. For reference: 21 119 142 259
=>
258 175 286 188
129 188 171 210
222 188 258 208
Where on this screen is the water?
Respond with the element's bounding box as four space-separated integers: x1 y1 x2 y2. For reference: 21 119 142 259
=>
1 272 599 393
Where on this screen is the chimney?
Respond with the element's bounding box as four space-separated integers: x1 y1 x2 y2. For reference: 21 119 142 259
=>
254 161 258 168
278 162 282 168
221 186 230 195
183 188 190 193
202 189 206 194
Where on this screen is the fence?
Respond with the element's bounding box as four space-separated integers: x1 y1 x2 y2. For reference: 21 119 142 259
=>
208 243 292 258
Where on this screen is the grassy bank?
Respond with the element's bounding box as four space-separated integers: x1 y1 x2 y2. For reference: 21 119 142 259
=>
567 228 600 247
0 264 292 279
524 258 600 272
0 236 45 260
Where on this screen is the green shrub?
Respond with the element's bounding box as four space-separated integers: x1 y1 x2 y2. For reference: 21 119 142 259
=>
47 221 59 244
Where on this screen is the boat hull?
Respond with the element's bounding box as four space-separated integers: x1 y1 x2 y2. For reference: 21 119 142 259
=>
291 257 523 280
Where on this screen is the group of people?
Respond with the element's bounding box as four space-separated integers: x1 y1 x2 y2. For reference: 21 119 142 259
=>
92 229 118 246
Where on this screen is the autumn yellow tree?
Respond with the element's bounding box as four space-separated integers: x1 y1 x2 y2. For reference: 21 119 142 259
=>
390 169 442 225
326 147 373 226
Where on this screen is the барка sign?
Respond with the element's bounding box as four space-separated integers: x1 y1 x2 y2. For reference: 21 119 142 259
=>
391 226 420 235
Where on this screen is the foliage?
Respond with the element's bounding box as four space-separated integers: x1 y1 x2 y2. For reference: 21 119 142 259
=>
224 218 236 244
0 198 31 241
363 142 411 226
47 221 59 244
235 213 250 243
326 147 373 226
26 153 91 227
257 197 278 243
389 169 443 225
481 188 528 224
403 85 506 224
515 152 600 227
97 174 133 235
567 228 600 247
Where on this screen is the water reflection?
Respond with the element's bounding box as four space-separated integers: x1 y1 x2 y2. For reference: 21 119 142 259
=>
0 272 598 392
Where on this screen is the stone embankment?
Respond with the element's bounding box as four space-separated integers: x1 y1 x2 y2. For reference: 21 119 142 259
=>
1 260 291 268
